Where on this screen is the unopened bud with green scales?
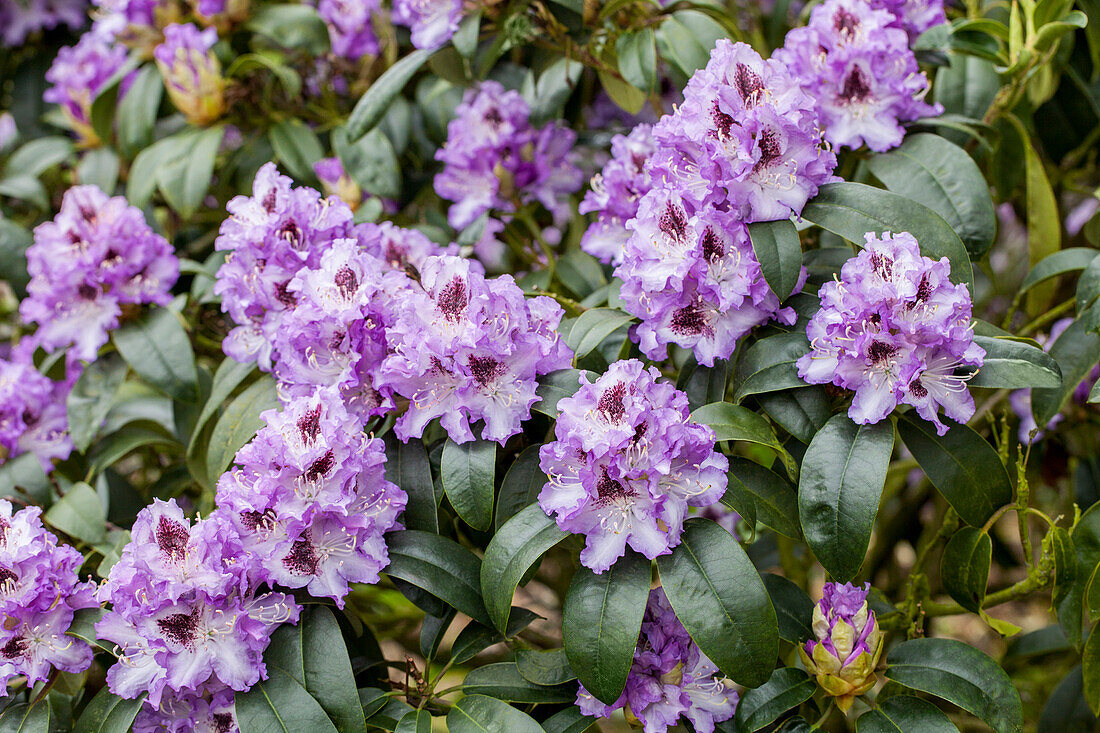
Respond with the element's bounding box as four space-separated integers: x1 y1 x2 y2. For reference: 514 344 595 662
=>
798 581 884 713
154 23 226 126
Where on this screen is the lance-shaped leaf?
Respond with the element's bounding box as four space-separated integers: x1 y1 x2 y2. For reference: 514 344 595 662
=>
481 504 567 632
442 438 495 532
748 219 803 301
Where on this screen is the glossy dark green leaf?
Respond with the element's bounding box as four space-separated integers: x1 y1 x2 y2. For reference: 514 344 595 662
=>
188 358 256 456
364 698 414 731
691 402 783 450
734 332 811 402
657 11 726 78
735 667 816 732
495 444 546 530
867 133 995 258
748 219 803 301
1079 629 1100 715
762 573 814 644
1052 528 1077 609
1032 311 1100 426
112 307 198 402
657 518 779 687
0 700 52 733
461 662 575 703
66 607 109 653
540 707 596 733
394 710 432 733
533 369 589 417
1038 666 1095 732
566 308 635 360
616 28 657 94
155 126 224 217
448 608 540 664
941 527 992 613
515 648 575 686
1019 248 1100 293
856 695 958 732
269 118 323 185
481 504 567 632
205 376 279 481
0 451 50 504
67 352 126 452
446 695 542 733
385 529 491 625
237 667 341 733
442 438 495 531
726 457 800 539
334 126 401 199
0 219 32 296
757 387 830 444
798 415 894 581
44 482 105 545
968 336 1062 389
596 67 646 115
347 49 433 140
72 688 145 733
420 609 455 661
1076 254 1100 313
384 436 439 534
115 65 162 156
246 4 330 53
563 550 649 704
884 638 1023 733
801 182 973 291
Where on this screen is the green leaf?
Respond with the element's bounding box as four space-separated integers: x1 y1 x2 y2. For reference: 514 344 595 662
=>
204 376 279 481
798 415 894 582
72 687 145 733
1032 311 1100 426
333 126 401 199
691 402 783 449
733 332 811 402
657 11 726 78
446 695 542 733
762 573 814 644
1052 527 1078 608
884 638 1023 733
188 358 257 456
1039 666 1095 731
0 452 50 504
442 438 496 531
735 667 817 732
1083 629 1100 715
270 118 323 185
3 136 73 179
515 648 575 686
897 414 1012 527
616 29 657 94
0 700 52 733
67 352 126 452
856 695 959 732
66 607 109 652
563 550 650 704
656 518 779 687
968 335 1062 389
394 710 432 733
757 387 830 445
726 457 801 539
77 147 121 192
44 482 105 545
1077 254 1100 313
0 219 31 296
481 504 567 632
89 424 177 475
385 529 491 625
237 667 341 733
453 11 481 57
115 65 163 156
540 707 596 733
384 436 439 534
596 68 646 115
867 133 996 258
1008 114 1061 310
495 444 546 530
566 308 635 360
0 174 47 209
246 4 330 54
156 126 224 217
347 49 433 141
748 219 803 301
112 306 198 402
448 609 541 664
941 527 992 613
461 662 575 703
1019 248 1100 293
262 606 365 733
533 369 588 417
801 181 974 292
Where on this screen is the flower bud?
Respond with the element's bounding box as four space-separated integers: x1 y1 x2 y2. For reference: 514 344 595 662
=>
154 23 225 126
314 158 364 212
798 582 884 712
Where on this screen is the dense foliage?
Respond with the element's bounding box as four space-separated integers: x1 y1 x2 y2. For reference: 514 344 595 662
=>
1 0 1099 731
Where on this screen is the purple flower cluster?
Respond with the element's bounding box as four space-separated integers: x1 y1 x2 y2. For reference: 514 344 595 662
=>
538 360 727 573
21 184 179 364
577 587 738 733
391 0 461 50
774 0 941 153
0 500 98 688
580 124 657 265
435 81 583 232
869 0 946 42
0 343 76 471
797 231 983 435
214 388 406 601
317 0 380 60
378 255 572 443
800 581 884 712
97 499 300 733
44 34 131 144
154 23 226 126
0 0 86 46
616 41 832 366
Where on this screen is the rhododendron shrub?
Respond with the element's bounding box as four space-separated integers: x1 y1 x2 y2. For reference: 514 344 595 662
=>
1 0 1099 730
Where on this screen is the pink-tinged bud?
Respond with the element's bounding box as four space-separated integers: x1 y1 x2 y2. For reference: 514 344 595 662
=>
798 581 884 712
154 23 225 126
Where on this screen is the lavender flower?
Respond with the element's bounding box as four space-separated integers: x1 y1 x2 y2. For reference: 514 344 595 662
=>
0 113 15 150
154 23 226 126
317 0 380 60
90 0 176 49
377 255 572 444
44 34 131 145
213 387 406 603
869 0 946 42
0 500 98 689
797 231 984 435
577 587 738 733
0 0 86 46
774 0 941 153
391 0 461 49
799 582 884 713
434 81 583 232
0 342 76 470
580 124 657 266
538 360 727 573
20 184 179 363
